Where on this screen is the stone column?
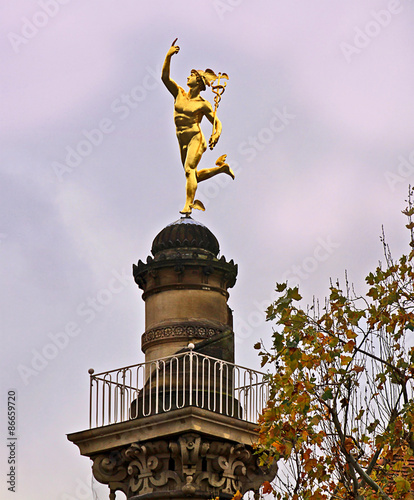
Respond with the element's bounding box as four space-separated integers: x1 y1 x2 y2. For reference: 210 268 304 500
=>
133 217 238 365
67 217 277 500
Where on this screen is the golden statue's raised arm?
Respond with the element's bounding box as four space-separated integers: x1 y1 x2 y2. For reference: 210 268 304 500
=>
161 39 180 98
161 39 234 215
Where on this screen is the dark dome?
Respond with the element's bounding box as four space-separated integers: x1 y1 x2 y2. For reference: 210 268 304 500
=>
151 217 220 257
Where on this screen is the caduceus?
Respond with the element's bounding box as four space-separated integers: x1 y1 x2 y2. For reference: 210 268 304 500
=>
209 72 229 150
161 38 235 215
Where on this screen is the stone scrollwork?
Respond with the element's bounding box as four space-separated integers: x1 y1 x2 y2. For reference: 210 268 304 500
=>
125 442 180 495
92 450 129 498
217 444 250 494
91 433 277 499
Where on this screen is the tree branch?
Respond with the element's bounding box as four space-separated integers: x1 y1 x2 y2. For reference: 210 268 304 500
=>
328 402 393 500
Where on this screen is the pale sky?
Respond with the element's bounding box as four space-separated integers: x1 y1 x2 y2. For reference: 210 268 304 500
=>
2 1 414 499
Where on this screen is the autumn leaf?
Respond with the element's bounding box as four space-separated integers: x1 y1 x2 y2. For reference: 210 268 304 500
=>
352 365 364 374
344 437 355 453
232 490 243 500
288 287 302 301
344 340 355 352
395 476 411 493
402 206 414 217
272 441 286 454
304 457 317 472
340 355 353 365
345 329 357 339
355 409 365 421
262 481 273 494
367 419 379 433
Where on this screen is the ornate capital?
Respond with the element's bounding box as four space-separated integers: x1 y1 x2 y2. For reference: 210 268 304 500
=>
92 433 276 499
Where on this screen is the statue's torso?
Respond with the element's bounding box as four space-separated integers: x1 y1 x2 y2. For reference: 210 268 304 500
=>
174 88 206 130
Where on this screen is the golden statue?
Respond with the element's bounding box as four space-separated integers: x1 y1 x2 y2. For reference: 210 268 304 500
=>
162 39 234 215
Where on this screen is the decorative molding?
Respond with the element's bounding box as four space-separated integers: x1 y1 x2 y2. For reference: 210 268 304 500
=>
142 324 224 349
133 254 238 292
91 432 277 499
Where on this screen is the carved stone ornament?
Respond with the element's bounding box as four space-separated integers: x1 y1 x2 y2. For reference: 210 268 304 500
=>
92 432 277 499
141 324 224 350
133 251 238 293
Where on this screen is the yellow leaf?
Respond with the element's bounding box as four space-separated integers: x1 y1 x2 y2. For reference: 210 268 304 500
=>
346 329 357 339
232 491 243 500
344 340 355 353
340 355 353 365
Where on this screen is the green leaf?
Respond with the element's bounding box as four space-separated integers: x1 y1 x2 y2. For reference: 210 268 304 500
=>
366 419 379 433
286 339 299 349
287 287 302 301
276 282 287 293
273 332 284 352
395 475 410 493
261 355 269 367
355 409 365 421
402 207 414 217
322 388 333 401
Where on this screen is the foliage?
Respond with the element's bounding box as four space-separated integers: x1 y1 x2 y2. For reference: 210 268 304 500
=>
256 190 414 500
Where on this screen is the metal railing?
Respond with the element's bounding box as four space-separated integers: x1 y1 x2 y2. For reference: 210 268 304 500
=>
88 350 269 428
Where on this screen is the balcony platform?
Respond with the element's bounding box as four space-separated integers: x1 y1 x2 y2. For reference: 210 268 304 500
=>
68 405 259 457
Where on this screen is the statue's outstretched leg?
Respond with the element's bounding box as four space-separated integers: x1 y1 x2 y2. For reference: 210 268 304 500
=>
197 154 235 182
190 199 206 211
180 169 197 214
179 134 206 214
